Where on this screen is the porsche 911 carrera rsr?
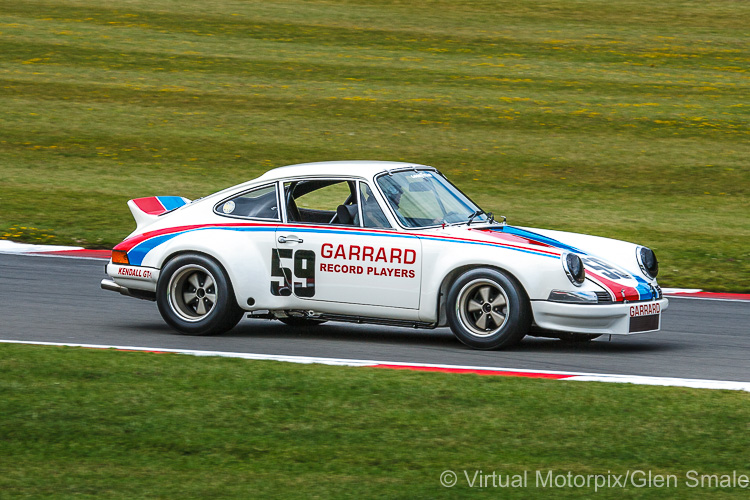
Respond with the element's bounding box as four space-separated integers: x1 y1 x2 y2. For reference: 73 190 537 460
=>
101 161 667 349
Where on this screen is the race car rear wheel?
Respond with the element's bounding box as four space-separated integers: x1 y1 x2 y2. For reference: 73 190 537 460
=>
157 254 243 336
446 268 531 350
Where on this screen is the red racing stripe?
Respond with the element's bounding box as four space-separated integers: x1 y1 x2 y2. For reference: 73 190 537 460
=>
586 270 640 302
133 197 167 215
476 229 556 248
372 364 576 379
113 222 279 252
113 221 562 258
281 223 561 257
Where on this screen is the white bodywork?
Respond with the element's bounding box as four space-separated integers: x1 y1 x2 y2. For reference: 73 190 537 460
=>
106 161 667 335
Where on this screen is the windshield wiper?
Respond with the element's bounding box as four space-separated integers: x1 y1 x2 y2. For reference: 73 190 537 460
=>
466 210 484 226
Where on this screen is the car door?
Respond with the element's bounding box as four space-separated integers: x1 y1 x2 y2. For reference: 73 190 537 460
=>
273 178 422 309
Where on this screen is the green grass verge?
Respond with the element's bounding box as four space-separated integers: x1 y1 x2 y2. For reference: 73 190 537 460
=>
0 344 748 498
0 0 748 290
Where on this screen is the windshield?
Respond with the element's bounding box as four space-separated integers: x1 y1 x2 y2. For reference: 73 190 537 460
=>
376 170 488 228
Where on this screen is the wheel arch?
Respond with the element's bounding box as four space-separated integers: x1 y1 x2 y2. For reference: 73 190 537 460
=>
155 251 245 335
435 264 531 328
143 227 276 311
158 249 242 308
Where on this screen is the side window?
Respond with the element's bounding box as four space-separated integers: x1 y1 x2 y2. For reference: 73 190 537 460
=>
359 182 391 228
216 184 279 220
285 180 359 225
294 181 351 212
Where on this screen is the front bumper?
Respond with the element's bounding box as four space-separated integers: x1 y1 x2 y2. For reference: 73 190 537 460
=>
530 298 669 335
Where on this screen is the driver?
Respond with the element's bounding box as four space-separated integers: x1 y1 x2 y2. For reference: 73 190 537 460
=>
382 181 404 209
381 179 443 226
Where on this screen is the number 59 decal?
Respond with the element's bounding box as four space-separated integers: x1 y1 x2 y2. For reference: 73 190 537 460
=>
271 249 316 298
582 256 630 281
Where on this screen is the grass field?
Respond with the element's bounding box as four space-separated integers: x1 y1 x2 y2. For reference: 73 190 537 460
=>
0 344 748 498
0 0 748 290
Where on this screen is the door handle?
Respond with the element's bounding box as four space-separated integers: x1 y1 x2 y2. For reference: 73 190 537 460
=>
278 235 303 244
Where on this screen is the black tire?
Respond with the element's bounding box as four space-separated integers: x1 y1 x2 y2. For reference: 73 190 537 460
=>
278 317 328 327
156 253 244 336
446 268 531 350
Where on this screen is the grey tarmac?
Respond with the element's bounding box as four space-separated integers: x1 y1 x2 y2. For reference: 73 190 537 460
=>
1 253 748 382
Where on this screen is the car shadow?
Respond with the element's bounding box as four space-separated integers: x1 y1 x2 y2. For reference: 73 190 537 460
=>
111 317 680 355
513 335 678 354
222 319 678 354
226 319 461 347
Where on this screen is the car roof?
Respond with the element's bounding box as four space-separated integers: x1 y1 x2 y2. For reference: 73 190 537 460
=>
200 160 437 204
255 160 433 182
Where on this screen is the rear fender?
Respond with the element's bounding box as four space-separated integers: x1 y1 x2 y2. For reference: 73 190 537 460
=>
145 228 281 311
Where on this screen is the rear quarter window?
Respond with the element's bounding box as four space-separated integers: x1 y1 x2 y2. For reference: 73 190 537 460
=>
215 184 279 220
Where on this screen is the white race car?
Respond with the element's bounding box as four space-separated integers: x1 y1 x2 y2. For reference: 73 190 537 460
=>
102 161 667 349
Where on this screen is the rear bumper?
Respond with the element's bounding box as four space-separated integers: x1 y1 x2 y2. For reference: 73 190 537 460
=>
106 262 159 291
102 262 159 301
101 279 156 301
530 298 669 335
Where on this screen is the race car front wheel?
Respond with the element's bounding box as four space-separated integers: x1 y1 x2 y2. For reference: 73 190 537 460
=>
157 253 244 336
446 268 531 350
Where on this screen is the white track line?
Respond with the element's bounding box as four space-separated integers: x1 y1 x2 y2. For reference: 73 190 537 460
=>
2 340 748 393
0 241 110 261
664 296 749 303
661 288 703 294
0 241 84 253
2 252 110 262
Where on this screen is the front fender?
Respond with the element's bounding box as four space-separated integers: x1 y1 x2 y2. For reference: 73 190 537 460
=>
417 238 584 323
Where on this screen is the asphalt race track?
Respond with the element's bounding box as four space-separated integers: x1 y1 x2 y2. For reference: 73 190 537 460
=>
1 253 748 382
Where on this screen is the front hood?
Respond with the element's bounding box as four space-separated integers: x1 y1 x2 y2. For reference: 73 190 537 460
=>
431 223 657 302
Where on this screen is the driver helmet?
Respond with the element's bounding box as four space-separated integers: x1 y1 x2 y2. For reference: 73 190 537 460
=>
381 180 404 205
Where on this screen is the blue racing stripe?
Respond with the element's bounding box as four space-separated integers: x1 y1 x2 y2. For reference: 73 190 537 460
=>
126 224 559 266
418 235 558 258
129 232 187 266
632 275 655 300
490 226 586 254
128 226 275 266
489 226 656 297
157 196 189 211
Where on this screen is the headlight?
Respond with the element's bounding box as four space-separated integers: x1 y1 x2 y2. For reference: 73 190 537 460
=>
636 246 659 279
561 252 585 286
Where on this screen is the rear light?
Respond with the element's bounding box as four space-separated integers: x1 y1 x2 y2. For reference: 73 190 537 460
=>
112 250 129 265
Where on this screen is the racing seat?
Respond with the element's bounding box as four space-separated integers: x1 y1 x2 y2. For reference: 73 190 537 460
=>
286 197 301 222
336 204 358 225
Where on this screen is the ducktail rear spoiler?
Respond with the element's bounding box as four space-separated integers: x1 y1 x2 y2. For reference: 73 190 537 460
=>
128 196 191 230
